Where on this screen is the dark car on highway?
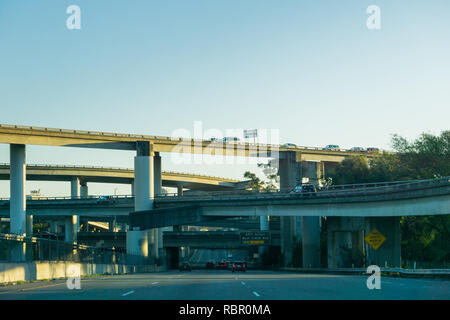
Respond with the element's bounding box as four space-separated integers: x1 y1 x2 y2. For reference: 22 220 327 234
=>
231 262 247 272
216 260 229 269
291 184 318 194
206 260 216 269
179 262 192 272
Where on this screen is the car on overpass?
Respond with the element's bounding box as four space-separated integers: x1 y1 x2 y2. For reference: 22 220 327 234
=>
216 260 229 269
323 144 340 151
96 196 116 204
366 147 380 154
206 260 216 269
179 262 192 272
350 147 365 152
281 143 297 148
231 262 247 272
222 137 240 143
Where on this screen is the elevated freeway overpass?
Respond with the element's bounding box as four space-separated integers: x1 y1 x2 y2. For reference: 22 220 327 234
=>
1 177 448 268
0 123 373 160
0 123 391 269
0 163 243 192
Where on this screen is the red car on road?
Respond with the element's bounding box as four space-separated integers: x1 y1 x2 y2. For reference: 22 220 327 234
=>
216 260 229 269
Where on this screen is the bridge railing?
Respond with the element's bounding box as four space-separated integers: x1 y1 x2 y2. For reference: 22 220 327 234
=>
0 233 153 265
155 176 450 200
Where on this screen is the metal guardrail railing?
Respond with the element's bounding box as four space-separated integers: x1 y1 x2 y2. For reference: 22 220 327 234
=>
281 267 450 276
0 233 154 265
0 177 447 202
0 123 375 155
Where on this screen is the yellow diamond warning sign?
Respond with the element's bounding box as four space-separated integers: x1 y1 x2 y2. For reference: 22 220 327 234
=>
365 228 386 250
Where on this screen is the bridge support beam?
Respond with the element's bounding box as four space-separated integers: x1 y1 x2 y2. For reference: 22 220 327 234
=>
26 214 33 236
80 182 88 198
154 153 162 262
364 217 401 267
127 141 156 258
50 221 59 233
65 215 79 243
126 229 150 257
177 185 184 197
302 216 321 268
327 217 365 268
10 144 26 236
259 216 270 262
71 178 80 199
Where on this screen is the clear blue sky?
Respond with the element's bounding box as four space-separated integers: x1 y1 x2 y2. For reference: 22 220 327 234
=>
0 1 449 197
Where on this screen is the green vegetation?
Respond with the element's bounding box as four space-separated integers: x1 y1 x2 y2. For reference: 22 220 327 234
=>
328 131 450 266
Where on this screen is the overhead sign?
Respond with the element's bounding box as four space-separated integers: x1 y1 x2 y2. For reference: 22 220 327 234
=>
365 228 386 250
241 231 271 246
244 129 258 139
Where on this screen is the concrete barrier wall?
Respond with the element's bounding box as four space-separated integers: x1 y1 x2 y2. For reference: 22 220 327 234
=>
0 261 164 284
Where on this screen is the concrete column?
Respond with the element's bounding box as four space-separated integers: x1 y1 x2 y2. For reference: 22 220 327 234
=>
65 215 79 243
327 217 365 268
365 217 401 267
127 141 155 258
131 181 135 196
80 182 88 198
278 151 301 266
10 144 26 235
71 178 80 199
126 229 150 257
82 220 89 232
134 142 154 211
26 215 33 236
109 218 116 232
50 221 59 233
302 216 321 268
153 153 162 260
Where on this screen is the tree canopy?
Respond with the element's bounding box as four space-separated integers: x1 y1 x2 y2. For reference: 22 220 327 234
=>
328 131 450 265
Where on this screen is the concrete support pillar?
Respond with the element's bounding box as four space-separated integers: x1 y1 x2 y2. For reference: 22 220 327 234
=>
26 215 33 236
71 178 80 199
134 142 154 211
126 229 150 257
327 217 365 268
131 181 135 196
50 221 59 233
65 215 79 243
278 151 302 266
10 144 26 235
365 217 401 267
302 216 321 268
80 182 88 198
177 185 184 197
109 218 116 232
127 141 155 258
153 153 162 261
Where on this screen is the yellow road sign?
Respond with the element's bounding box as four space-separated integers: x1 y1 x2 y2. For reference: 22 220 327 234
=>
365 228 386 250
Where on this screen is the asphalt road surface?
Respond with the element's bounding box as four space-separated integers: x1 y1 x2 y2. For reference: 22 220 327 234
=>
0 270 449 300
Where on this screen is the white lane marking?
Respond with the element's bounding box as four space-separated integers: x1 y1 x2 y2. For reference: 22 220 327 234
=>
151 282 159 285
253 291 260 297
122 290 135 297
241 281 246 285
